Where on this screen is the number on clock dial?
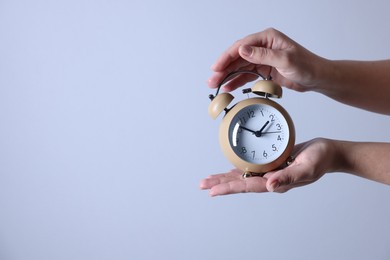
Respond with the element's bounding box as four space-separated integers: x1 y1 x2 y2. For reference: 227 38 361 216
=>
229 104 289 164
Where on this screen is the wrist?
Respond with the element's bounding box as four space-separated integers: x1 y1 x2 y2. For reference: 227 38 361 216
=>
328 139 352 174
310 58 340 94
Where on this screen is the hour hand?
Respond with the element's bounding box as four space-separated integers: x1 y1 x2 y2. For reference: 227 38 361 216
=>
254 121 270 137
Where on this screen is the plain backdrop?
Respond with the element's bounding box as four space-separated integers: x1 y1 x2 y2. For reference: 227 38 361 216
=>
1 0 390 259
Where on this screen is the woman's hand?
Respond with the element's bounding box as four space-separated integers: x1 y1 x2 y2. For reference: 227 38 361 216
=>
208 27 390 114
200 138 337 196
208 28 328 93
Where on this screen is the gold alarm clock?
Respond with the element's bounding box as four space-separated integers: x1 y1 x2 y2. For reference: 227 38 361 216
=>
208 71 295 177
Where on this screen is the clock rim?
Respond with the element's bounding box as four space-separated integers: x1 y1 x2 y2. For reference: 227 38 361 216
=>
219 97 295 174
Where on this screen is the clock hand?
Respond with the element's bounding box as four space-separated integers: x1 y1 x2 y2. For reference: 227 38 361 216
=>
262 131 282 134
239 125 257 135
254 121 270 137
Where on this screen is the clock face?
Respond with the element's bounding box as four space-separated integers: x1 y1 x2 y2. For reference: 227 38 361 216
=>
228 103 290 164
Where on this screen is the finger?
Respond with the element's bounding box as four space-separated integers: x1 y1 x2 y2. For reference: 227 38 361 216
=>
239 45 284 69
265 164 295 192
199 169 243 189
221 73 259 92
208 64 272 91
211 41 242 72
265 163 316 193
261 141 308 180
208 71 227 88
211 29 277 72
209 177 268 196
199 172 239 190
208 59 254 88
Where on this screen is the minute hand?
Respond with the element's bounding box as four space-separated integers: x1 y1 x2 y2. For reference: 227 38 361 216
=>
254 121 270 137
239 125 257 135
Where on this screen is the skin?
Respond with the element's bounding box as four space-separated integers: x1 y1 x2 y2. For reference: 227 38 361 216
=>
200 28 390 196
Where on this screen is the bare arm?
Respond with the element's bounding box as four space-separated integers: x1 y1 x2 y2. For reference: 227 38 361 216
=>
334 140 390 185
202 28 390 196
319 60 390 115
200 139 390 196
208 28 390 115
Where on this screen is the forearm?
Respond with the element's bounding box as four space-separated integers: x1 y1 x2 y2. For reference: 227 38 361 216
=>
332 140 390 184
316 59 390 115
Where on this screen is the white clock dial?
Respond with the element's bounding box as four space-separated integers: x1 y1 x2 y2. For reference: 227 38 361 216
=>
228 104 290 164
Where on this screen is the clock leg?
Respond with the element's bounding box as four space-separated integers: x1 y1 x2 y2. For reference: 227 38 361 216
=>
286 155 295 166
242 171 264 178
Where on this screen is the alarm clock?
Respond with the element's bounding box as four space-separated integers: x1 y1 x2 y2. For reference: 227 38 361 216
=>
208 70 295 178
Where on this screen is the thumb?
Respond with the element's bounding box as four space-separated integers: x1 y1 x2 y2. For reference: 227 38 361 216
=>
265 167 298 193
239 45 281 67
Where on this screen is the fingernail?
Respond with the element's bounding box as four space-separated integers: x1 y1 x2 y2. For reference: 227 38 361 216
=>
207 78 215 88
269 180 280 192
240 45 253 57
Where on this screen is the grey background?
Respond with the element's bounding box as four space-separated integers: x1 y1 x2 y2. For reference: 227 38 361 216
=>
1 0 390 259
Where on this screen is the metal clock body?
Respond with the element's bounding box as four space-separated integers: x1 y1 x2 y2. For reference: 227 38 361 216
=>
208 71 296 176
